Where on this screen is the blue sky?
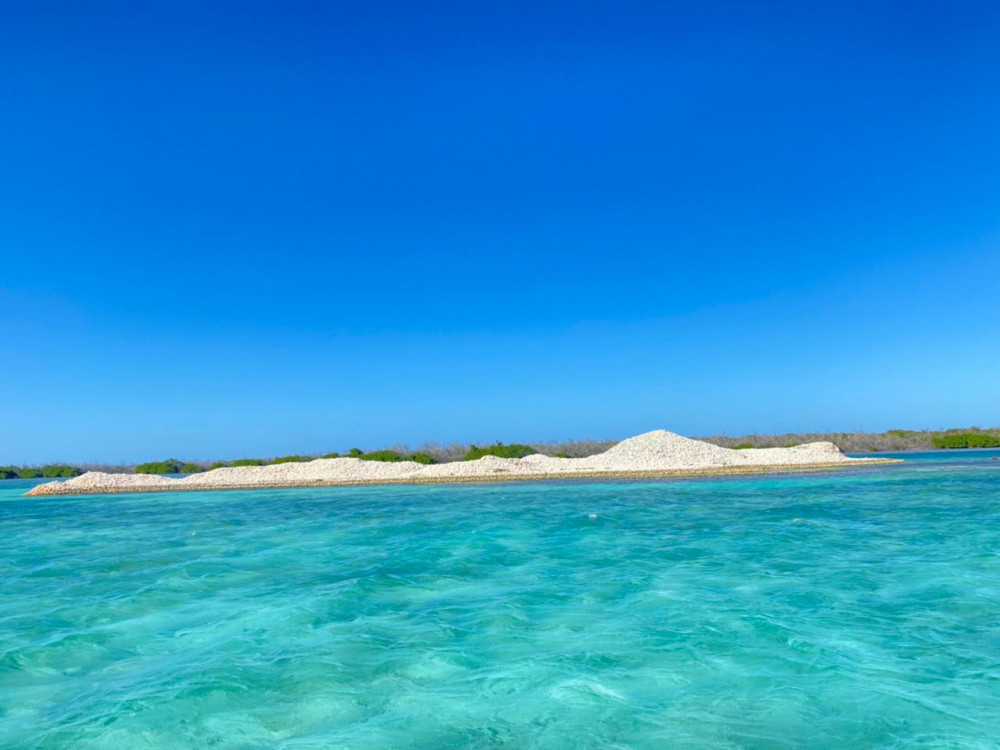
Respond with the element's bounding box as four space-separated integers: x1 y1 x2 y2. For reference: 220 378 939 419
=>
2 1 999 463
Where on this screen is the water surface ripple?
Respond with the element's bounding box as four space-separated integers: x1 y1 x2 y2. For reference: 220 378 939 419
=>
1 452 999 748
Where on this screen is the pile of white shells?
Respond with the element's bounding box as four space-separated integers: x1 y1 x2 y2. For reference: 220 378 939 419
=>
27 430 886 496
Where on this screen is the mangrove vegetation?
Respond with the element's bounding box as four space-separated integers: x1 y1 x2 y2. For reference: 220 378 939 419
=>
6 426 1000 481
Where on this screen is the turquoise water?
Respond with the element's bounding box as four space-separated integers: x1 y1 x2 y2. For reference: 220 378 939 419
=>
2 453 999 748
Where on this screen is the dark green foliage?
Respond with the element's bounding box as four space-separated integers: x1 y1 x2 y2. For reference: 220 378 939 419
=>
135 459 182 474
272 455 306 464
322 452 340 459
732 443 754 450
180 463 203 473
348 448 363 458
0 465 81 479
465 442 537 461
354 450 437 464
932 433 1000 449
358 450 404 462
206 459 262 469
41 465 82 478
554 452 569 458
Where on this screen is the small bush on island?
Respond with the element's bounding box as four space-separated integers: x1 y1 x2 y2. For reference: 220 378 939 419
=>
465 442 536 461
207 459 265 469
135 460 183 474
272 455 306 464
322 452 340 459
358 450 405 462
0 467 19 479
41 465 82 478
17 468 43 478
208 458 266 470
180 463 203 473
354 450 437 464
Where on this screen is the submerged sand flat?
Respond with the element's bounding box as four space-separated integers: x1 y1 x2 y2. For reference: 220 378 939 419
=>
26 430 900 496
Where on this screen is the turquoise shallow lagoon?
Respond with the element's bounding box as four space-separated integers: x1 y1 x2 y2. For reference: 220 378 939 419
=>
2 452 999 748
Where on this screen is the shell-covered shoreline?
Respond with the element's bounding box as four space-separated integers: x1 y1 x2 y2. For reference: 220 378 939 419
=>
26 430 900 497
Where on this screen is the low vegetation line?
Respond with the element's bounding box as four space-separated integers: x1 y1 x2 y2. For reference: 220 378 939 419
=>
0 465 81 480
4 427 997 479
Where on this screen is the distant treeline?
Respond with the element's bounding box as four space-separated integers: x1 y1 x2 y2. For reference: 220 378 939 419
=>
99 427 1000 472
0 465 82 480
5 428 998 479
702 427 1000 453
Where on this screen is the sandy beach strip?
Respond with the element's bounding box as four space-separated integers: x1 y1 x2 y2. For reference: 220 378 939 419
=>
26 430 901 497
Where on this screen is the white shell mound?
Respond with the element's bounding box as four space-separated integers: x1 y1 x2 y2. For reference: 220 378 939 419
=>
27 430 888 496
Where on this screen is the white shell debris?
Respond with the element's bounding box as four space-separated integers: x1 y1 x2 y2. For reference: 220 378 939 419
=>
27 430 890 496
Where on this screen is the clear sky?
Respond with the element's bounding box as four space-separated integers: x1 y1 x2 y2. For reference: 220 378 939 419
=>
2 1 999 463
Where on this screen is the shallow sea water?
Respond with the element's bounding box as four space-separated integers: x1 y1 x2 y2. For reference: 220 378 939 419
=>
2 452 999 749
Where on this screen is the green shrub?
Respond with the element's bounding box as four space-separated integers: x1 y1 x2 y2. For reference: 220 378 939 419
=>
322 452 340 459
41 465 82 478
465 442 536 461
0 465 75 479
135 460 183 474
555 452 569 458
272 455 306 464
180 463 203 473
358 450 404 462
732 443 754 450
207 458 263 469
968 433 999 448
932 433 1000 449
347 449 437 464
